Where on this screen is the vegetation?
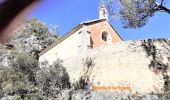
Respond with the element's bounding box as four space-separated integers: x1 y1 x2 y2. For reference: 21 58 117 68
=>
0 17 169 99
6 18 58 56
0 18 70 99
141 39 170 99
107 0 170 28
36 60 70 97
0 53 70 99
10 17 58 39
73 58 94 90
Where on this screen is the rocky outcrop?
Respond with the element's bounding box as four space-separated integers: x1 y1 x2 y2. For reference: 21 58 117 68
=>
0 18 58 68
56 89 168 100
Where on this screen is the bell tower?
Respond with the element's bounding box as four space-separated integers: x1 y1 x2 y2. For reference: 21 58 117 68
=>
99 0 108 21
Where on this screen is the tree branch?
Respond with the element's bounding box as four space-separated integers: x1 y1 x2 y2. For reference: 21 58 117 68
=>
155 4 170 14
160 0 164 5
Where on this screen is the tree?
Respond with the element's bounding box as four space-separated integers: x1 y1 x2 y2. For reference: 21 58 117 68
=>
0 18 62 99
107 0 170 28
36 60 70 98
0 53 38 99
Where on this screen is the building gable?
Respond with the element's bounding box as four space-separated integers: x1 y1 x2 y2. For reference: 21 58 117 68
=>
87 20 123 48
39 19 109 56
39 19 123 59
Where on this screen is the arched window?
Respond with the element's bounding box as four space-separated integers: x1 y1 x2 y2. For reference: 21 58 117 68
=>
102 31 108 42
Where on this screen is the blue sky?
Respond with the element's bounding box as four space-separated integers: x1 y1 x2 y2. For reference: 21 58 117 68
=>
28 0 170 40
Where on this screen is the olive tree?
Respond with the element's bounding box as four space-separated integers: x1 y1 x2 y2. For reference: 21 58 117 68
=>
35 60 70 98
107 0 170 28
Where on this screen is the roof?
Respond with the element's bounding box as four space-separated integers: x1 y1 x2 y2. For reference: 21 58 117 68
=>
81 19 106 25
39 19 123 56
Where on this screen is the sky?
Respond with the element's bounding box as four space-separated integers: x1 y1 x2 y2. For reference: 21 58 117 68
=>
28 0 170 40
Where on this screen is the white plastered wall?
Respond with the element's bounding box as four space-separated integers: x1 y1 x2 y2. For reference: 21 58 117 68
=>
39 26 90 66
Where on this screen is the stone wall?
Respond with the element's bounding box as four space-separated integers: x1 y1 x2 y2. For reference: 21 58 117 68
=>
62 39 170 94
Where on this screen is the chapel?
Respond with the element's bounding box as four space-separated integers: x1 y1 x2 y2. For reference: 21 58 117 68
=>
39 0 123 65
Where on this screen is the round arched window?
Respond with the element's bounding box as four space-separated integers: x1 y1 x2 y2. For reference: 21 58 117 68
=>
102 31 108 42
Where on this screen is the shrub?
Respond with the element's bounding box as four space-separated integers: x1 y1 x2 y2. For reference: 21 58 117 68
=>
73 58 94 90
36 59 70 98
72 76 89 90
0 53 40 99
11 53 38 85
0 67 34 99
10 18 58 40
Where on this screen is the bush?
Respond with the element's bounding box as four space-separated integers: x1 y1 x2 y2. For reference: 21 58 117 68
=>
72 76 89 90
0 67 34 99
11 18 58 40
11 53 38 85
36 59 70 98
73 58 94 90
0 52 71 99
0 53 39 99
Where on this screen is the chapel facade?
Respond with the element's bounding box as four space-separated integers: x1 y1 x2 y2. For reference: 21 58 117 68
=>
39 0 122 66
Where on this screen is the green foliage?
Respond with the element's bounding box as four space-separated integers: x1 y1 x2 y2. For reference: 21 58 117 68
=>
23 94 47 100
0 53 38 99
11 17 58 39
73 58 94 90
11 53 38 84
72 76 89 90
36 60 70 97
0 67 34 98
5 18 59 56
26 18 57 38
0 17 69 99
107 0 170 28
119 0 156 28
0 54 70 99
